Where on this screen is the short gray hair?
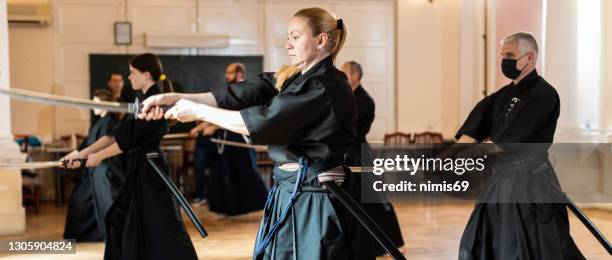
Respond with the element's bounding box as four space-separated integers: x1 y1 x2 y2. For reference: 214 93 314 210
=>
344 61 363 80
502 31 539 56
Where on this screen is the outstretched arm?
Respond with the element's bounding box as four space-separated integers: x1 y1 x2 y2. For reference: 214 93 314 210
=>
85 143 123 168
62 136 116 168
165 99 249 136
139 92 218 120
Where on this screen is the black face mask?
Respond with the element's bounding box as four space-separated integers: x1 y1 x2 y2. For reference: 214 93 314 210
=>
501 53 529 80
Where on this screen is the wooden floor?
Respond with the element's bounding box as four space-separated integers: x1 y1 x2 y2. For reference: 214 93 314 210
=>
0 201 611 259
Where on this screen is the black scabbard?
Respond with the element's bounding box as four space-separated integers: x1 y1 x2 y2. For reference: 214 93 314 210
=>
540 171 612 255
566 196 612 255
320 181 406 260
146 153 208 238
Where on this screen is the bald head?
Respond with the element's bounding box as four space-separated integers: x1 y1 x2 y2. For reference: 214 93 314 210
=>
341 61 363 91
226 63 246 84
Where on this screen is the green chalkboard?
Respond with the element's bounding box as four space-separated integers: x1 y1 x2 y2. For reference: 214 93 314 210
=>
88 54 264 133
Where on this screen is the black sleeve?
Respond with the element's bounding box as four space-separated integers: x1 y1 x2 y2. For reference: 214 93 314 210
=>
455 91 500 142
102 117 118 137
78 139 87 151
112 117 134 153
211 72 278 110
80 117 117 151
240 78 333 145
524 86 560 137
113 116 168 152
356 96 375 138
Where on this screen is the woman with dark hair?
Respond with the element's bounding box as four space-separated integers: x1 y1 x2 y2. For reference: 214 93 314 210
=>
140 7 361 259
63 88 123 242
64 53 197 260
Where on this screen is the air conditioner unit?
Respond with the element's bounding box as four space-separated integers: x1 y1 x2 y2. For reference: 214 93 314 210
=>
7 0 51 26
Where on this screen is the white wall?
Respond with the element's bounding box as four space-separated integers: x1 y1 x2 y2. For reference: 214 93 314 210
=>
605 0 612 132
9 0 395 142
545 0 607 142
1 0 11 137
16 0 607 143
458 0 488 123
0 0 26 236
52 0 127 137
397 0 462 139
9 25 54 140
545 0 578 137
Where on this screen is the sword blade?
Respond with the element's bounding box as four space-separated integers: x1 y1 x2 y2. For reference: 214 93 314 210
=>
0 87 134 113
210 137 267 150
0 161 64 170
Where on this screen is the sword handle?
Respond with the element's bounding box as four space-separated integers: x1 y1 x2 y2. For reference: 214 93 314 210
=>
61 159 87 169
129 98 172 116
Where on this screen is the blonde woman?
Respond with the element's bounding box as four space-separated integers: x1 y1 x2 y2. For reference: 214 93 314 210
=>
140 7 359 259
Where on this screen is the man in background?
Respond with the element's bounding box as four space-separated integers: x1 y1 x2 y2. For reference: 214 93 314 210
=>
341 61 406 258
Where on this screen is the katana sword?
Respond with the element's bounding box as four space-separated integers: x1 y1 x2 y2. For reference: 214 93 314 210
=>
566 196 612 255
0 161 65 170
0 87 178 120
0 159 87 170
0 87 143 114
163 133 388 173
162 133 193 140
530 169 612 255
210 137 268 150
320 180 406 260
162 132 269 150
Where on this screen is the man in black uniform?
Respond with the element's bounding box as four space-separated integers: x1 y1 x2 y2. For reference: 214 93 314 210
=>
192 63 268 216
456 32 585 260
341 61 405 258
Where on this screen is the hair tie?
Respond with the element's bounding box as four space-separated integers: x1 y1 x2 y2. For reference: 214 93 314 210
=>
159 74 166 81
336 19 344 30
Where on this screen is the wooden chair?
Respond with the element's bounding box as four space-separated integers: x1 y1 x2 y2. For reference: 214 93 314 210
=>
14 134 30 152
413 132 444 144
60 134 85 148
15 139 43 214
21 154 42 214
22 183 41 214
384 132 413 146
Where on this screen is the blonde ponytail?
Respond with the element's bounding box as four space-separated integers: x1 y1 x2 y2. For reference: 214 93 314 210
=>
274 65 300 90
331 19 347 62
294 7 348 63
